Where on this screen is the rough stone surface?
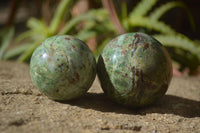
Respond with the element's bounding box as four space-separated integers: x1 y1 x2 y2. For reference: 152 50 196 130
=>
98 33 172 107
30 35 96 101
0 61 200 133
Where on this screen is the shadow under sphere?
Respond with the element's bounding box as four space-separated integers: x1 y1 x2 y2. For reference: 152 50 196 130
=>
63 92 200 118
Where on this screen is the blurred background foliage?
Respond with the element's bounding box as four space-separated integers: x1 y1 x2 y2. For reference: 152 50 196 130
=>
0 0 200 76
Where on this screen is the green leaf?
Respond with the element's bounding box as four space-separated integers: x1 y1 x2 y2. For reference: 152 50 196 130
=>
120 2 130 31
130 0 158 17
0 26 14 59
27 18 41 29
49 0 74 35
128 17 176 34
150 1 195 30
17 40 43 62
3 43 31 60
121 2 128 20
27 18 49 36
59 9 108 35
76 30 97 41
154 34 200 60
15 31 34 43
59 13 94 35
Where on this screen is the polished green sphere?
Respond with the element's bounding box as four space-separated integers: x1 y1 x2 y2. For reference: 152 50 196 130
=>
97 32 172 108
30 35 96 101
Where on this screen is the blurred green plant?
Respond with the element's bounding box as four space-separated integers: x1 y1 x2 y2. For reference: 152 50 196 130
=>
3 0 114 62
2 0 200 74
107 0 200 73
92 0 200 73
124 0 200 73
15 0 75 62
0 27 14 60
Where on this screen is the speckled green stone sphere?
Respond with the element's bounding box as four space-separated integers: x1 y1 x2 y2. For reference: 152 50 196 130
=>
30 35 96 101
97 32 172 108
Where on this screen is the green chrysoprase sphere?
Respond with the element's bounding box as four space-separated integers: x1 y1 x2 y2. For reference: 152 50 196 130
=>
30 35 96 101
97 32 172 108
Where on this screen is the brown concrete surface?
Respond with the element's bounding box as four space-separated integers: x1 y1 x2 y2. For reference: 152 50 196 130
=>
0 61 200 133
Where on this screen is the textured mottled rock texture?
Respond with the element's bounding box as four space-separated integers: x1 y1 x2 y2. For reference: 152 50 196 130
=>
98 33 172 107
30 35 96 101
